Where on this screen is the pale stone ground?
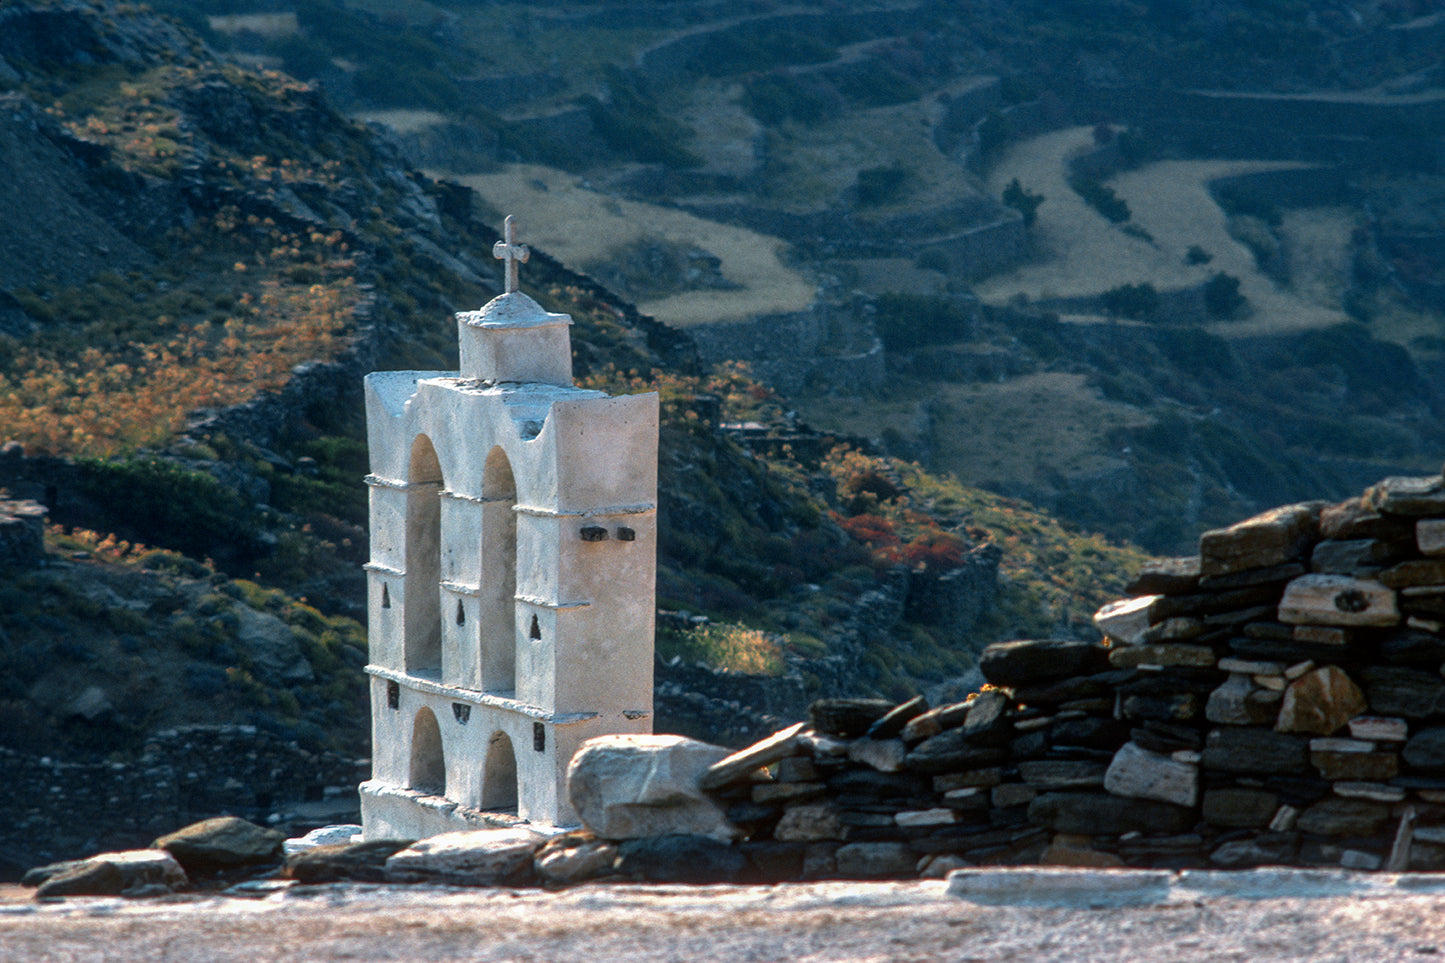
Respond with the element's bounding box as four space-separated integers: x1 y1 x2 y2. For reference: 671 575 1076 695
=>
5 878 1445 962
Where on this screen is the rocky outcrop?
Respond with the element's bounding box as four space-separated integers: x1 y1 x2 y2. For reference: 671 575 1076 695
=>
0 496 45 568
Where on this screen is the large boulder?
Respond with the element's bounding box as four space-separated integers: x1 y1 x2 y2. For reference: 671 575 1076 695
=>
153 817 285 874
30 850 188 899
978 639 1109 687
283 839 412 884
384 828 545 886
567 734 739 841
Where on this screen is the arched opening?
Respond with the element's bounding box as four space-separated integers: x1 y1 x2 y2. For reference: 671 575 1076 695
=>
409 707 446 796
480 447 518 694
482 730 518 812
405 435 444 677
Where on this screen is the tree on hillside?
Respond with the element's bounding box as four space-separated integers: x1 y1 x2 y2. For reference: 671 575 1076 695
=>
1002 178 1044 228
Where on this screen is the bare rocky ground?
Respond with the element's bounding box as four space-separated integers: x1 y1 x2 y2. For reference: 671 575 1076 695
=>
6 877 1445 962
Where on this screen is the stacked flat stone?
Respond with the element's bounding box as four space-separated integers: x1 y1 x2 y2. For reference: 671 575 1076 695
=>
702 466 1445 875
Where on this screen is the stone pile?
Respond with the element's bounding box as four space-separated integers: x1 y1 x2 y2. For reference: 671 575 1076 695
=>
700 467 1445 874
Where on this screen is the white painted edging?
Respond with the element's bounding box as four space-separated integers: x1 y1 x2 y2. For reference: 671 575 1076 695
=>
946 867 1445 908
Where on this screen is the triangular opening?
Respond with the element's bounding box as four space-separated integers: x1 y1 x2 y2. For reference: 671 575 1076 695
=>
456 599 466 626
381 583 391 609
529 614 542 641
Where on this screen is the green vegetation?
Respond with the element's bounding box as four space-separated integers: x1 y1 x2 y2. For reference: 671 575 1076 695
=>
1002 178 1045 228
1071 175 1131 223
1101 282 1159 320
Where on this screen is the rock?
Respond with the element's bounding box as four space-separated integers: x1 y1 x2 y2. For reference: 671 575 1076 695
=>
1202 788 1279 828
1131 721 1201 754
1093 595 1160 646
865 695 928 739
1108 644 1216 669
1027 792 1193 836
1361 666 1445 718
1334 782 1406 802
1366 475 1445 516
1103 741 1198 807
284 839 412 884
1198 502 1320 577
614 834 747 884
1202 728 1309 774
34 860 125 899
568 734 738 841
1419 519 1445 557
699 722 808 790
154 817 286 874
1017 760 1108 790
1380 559 1445 589
33 850 187 899
534 833 618 886
753 782 826 804
901 700 973 742
1275 665 1366 735
1295 798 1392 837
978 639 1108 687
808 698 894 738
1311 750 1399 781
385 828 544 885
1120 692 1199 722
904 728 1005 774
1310 538 1397 575
1041 835 1126 868
1199 561 1308 592
1127 556 1201 595
1206 674 1274 726
1142 617 1207 643
1278 574 1399 627
1210 835 1298 867
1379 629 1445 664
918 853 970 879
1320 497 1415 540
1049 716 1128 750
895 808 957 828
1349 716 1409 741
846 738 907 773
961 689 1012 745
834 842 917 878
773 803 844 842
991 784 1038 808
1404 727 1445 775
284 825 363 855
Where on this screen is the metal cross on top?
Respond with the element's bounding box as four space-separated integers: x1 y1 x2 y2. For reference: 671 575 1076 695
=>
493 214 530 294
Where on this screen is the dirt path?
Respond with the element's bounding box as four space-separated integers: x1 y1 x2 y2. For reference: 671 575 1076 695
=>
5 879 1445 962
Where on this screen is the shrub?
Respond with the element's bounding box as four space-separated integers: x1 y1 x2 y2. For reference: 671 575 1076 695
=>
1203 272 1247 319
1100 282 1159 320
1002 178 1044 228
1072 176 1130 223
855 165 909 206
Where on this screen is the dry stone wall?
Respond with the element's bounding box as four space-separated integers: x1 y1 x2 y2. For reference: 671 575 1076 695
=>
700 465 1445 875
0 725 365 876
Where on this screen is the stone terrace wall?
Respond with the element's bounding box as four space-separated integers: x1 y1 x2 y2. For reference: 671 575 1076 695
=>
701 465 1445 876
0 725 365 874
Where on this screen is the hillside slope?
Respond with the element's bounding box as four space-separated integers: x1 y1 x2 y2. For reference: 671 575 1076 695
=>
0 0 1146 784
